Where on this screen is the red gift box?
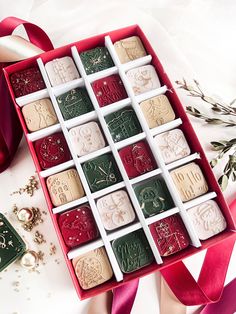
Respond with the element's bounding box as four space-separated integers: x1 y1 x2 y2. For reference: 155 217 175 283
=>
3 25 236 300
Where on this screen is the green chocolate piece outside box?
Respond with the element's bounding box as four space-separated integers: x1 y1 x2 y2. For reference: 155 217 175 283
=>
105 108 142 142
57 88 93 120
80 47 114 75
112 229 154 273
134 177 174 217
0 213 26 272
82 154 122 192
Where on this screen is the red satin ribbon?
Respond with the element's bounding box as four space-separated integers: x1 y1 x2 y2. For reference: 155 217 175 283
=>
111 199 236 312
0 16 53 172
112 280 139 314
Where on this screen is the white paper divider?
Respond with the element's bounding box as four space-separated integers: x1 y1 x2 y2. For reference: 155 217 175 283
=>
146 207 180 226
101 97 131 116
121 55 152 72
52 77 84 97
150 118 183 136
40 160 75 178
64 111 97 129
105 35 202 248
52 196 89 214
166 153 200 171
27 123 61 142
87 66 118 83
78 146 111 164
92 181 126 200
107 221 142 241
16 88 49 107
135 86 167 103
68 238 104 260
72 45 163 265
114 132 146 150
183 192 217 210
129 168 162 185
37 57 124 282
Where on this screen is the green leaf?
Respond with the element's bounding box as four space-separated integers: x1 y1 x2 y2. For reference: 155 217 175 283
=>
210 158 218 168
218 175 228 191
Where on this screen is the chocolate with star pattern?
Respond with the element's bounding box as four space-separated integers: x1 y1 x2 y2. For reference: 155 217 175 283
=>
149 214 190 256
80 47 114 75
134 176 174 217
119 141 156 178
112 229 154 273
105 108 142 142
58 206 99 248
92 74 128 107
82 154 122 192
57 88 93 120
34 132 71 170
0 213 26 272
10 67 46 98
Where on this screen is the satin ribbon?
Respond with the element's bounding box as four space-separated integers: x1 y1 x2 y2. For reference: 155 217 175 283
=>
0 16 53 172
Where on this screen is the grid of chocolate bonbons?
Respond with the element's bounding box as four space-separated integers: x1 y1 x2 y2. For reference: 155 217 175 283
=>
11 35 227 291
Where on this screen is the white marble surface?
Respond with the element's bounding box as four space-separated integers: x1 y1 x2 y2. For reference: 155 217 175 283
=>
0 1 235 313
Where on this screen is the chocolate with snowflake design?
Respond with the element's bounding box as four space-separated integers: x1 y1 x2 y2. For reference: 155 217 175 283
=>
80 47 114 75
10 67 46 97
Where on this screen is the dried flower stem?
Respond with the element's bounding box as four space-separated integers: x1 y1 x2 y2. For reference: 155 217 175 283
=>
176 79 236 190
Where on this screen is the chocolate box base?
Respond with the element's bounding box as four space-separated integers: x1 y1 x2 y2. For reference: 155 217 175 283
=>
4 25 236 300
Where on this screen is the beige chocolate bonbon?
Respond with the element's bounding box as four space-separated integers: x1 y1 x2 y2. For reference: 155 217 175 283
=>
170 163 208 202
97 190 135 230
140 95 175 128
45 56 80 87
22 98 58 132
187 200 226 240
126 65 160 95
114 36 147 64
155 129 190 164
69 121 105 157
72 247 113 290
47 169 84 207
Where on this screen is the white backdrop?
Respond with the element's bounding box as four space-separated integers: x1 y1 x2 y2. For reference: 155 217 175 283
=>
0 1 235 314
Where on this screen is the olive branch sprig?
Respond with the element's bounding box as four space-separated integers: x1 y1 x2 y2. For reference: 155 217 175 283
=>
176 79 236 191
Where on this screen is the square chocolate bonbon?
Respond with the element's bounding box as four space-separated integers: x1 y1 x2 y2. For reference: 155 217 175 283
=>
82 154 122 192
45 56 80 87
92 74 128 107
57 88 93 120
0 213 26 272
170 162 208 202
69 121 105 157
126 65 161 95
34 132 71 170
10 67 46 98
140 95 175 128
58 206 99 248
47 169 84 207
187 200 227 240
150 214 190 256
119 141 156 178
114 36 147 64
105 108 142 143
112 229 154 273
22 98 58 132
96 190 135 230
134 177 174 217
80 47 114 75
72 247 113 290
155 129 191 164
